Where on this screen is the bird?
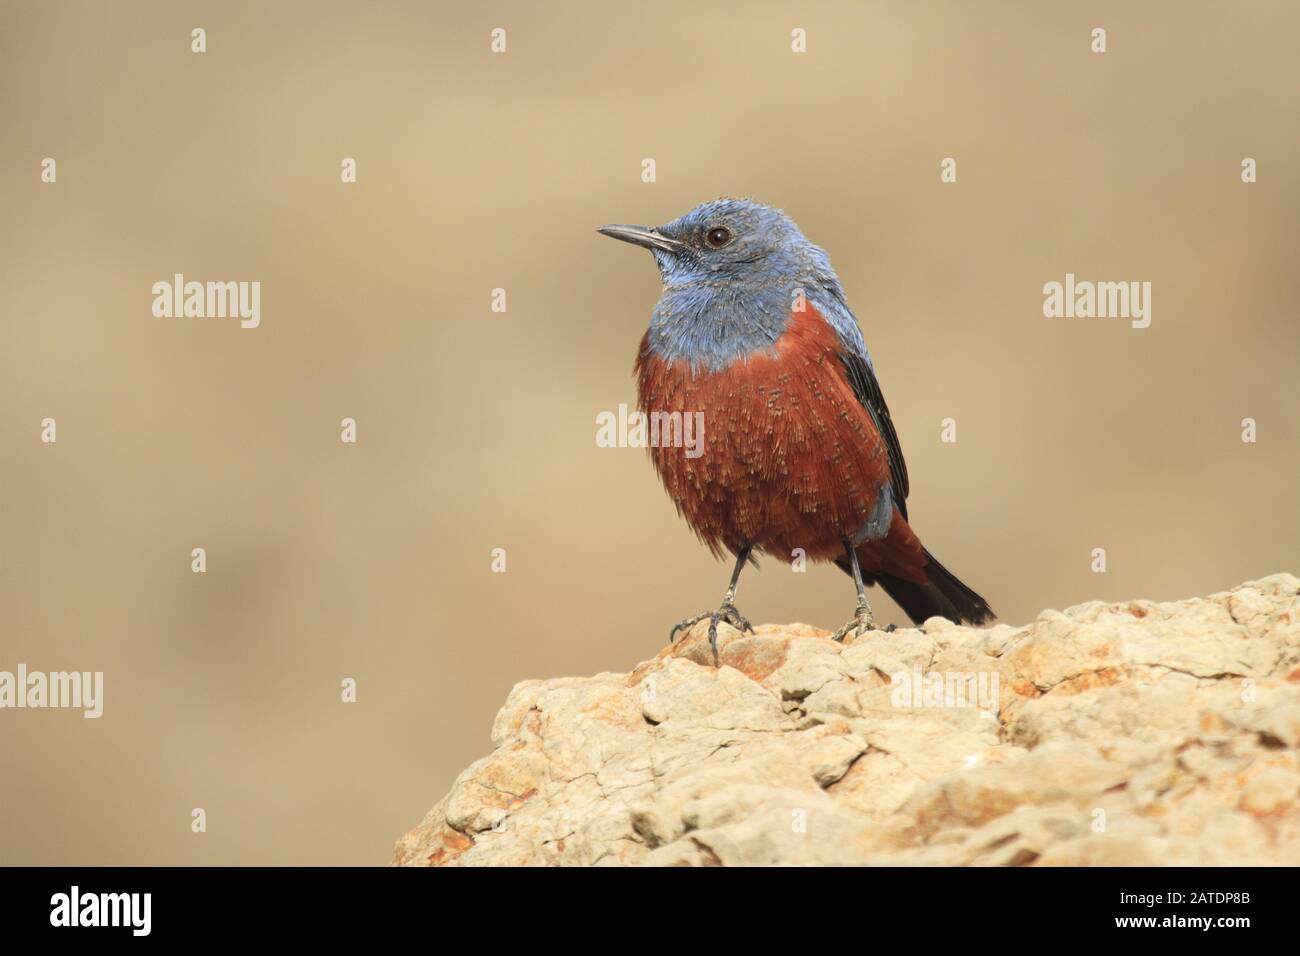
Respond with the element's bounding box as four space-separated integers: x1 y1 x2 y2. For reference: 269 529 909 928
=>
598 198 994 661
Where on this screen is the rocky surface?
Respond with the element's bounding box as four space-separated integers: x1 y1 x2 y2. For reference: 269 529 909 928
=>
393 575 1300 866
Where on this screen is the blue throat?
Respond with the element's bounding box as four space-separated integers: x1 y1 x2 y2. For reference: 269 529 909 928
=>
647 266 870 373
632 198 876 373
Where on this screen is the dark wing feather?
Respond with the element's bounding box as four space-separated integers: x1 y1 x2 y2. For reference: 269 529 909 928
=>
840 350 909 520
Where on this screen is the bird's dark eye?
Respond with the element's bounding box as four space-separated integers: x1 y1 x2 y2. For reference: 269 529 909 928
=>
704 226 732 248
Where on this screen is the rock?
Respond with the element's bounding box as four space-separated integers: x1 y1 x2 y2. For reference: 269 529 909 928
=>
392 574 1300 866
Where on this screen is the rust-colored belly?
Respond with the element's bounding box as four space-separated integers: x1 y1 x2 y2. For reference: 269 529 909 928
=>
635 308 893 563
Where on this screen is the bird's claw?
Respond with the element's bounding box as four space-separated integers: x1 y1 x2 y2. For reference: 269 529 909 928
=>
833 602 879 643
669 602 754 663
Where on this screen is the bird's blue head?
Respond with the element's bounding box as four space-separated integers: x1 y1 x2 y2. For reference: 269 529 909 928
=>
599 198 862 370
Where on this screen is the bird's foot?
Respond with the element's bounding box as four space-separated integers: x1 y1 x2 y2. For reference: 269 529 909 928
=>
833 601 880 642
669 602 754 663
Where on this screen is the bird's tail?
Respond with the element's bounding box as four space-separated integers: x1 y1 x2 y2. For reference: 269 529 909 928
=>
839 546 994 627
880 548 993 626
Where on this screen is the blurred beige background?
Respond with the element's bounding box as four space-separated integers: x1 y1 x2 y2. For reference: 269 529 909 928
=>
1 0 1297 865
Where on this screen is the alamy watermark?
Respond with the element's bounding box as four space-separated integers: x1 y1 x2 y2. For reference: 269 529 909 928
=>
596 403 705 459
0 665 103 718
890 667 999 713
1043 273 1151 329
152 274 260 329
50 886 150 936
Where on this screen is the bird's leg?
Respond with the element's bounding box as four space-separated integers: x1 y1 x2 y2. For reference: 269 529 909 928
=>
669 544 755 662
833 540 880 642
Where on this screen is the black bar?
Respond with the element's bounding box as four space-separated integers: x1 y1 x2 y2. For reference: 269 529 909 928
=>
0 866 1280 942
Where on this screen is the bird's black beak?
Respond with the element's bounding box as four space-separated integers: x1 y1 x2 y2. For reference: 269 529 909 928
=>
597 224 685 255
